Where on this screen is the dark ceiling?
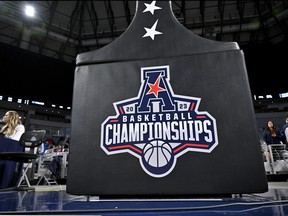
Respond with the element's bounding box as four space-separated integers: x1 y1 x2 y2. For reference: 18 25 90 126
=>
0 1 288 107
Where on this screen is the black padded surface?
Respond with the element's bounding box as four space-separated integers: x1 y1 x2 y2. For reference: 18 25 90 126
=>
67 1 268 197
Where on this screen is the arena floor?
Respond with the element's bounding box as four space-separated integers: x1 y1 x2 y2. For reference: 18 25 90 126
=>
0 182 287 215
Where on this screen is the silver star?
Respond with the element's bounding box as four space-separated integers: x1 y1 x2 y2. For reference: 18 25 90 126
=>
143 1 162 15
143 19 163 40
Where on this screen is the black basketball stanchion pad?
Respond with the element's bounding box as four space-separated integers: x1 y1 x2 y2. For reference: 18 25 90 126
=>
67 1 268 197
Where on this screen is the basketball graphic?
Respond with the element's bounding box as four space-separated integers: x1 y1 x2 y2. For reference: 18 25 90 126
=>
143 140 173 167
101 65 218 177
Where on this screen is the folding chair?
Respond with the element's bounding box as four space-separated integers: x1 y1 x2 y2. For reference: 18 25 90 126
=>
0 130 46 191
36 148 58 186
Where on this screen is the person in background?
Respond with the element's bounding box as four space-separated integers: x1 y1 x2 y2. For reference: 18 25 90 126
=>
263 120 282 145
282 112 288 144
0 110 25 141
262 120 283 163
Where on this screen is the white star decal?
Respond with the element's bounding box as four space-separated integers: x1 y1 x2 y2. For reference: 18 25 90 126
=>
143 1 162 15
143 19 163 40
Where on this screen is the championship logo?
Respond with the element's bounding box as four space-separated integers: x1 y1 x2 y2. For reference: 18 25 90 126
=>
101 65 218 177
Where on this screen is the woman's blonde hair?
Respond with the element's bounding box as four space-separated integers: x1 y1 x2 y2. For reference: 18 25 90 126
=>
1 110 22 137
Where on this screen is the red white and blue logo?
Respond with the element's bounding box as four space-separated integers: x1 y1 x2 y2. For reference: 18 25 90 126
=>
101 65 218 177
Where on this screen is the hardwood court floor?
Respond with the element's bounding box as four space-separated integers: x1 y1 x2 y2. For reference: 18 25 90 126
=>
0 182 287 215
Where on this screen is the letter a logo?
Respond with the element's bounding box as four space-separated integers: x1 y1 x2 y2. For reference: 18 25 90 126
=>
101 65 218 177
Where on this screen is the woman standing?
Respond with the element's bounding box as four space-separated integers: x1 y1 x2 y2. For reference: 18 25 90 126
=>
0 110 25 141
263 120 282 145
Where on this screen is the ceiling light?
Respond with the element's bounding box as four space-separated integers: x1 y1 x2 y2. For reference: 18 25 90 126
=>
25 5 35 17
